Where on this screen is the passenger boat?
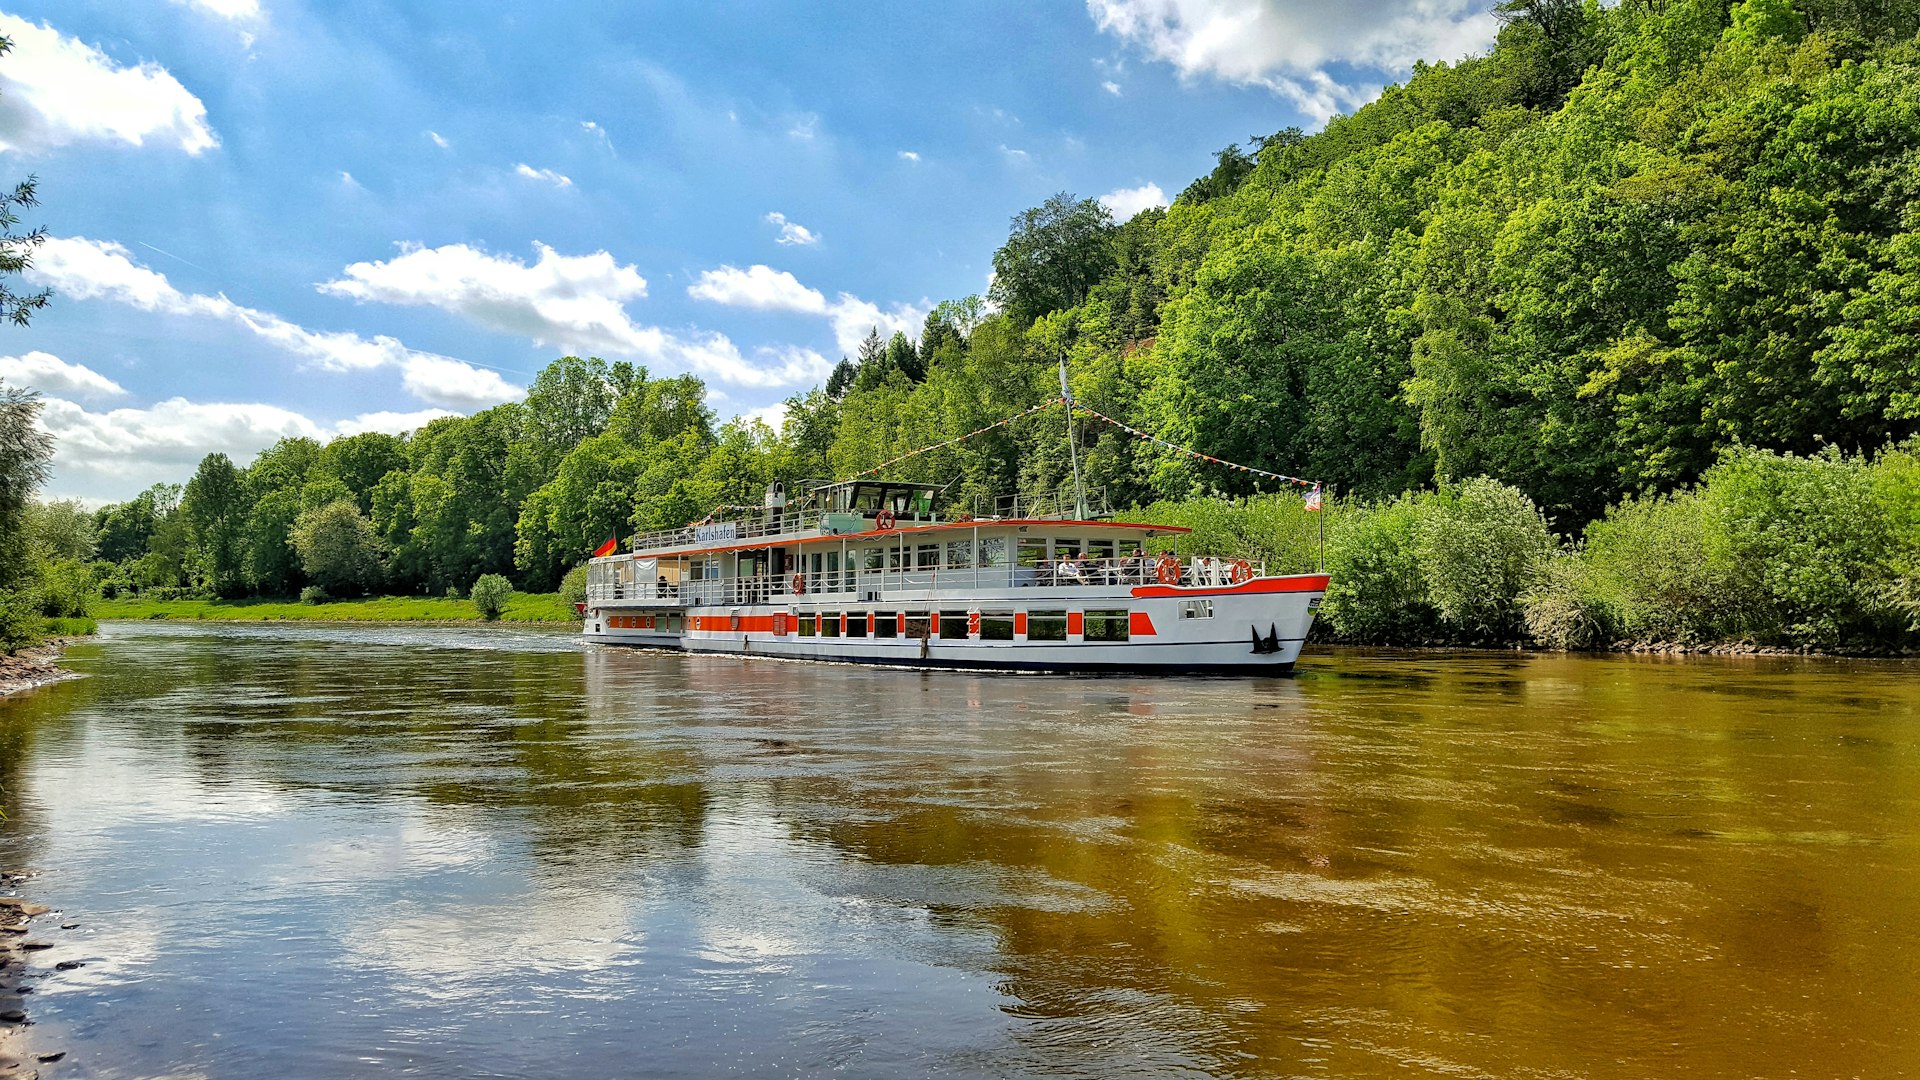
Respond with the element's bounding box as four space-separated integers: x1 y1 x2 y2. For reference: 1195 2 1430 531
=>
582 479 1329 674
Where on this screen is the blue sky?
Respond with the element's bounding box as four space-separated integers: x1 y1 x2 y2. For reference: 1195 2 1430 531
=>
0 0 1497 503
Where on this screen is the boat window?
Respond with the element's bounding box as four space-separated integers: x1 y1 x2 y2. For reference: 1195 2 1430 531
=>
916 544 940 570
979 613 1014 641
939 610 969 639
1027 609 1068 642
1017 539 1046 568
1180 599 1214 620
888 545 907 571
852 486 884 511
862 546 884 571
797 613 816 637
1089 540 1115 562
845 612 867 638
978 537 1007 567
1083 609 1130 642
945 540 972 569
820 612 841 638
873 612 897 639
904 612 931 639
1052 538 1082 560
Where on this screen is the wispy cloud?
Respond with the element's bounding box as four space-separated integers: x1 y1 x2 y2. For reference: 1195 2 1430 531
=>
514 163 573 188
898 150 921 162
766 211 820 246
427 130 451 149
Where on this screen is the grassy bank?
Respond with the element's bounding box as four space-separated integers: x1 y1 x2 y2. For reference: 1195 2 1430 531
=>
93 593 578 624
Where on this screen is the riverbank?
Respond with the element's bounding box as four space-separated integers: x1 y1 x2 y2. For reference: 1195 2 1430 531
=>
0 641 80 699
92 593 578 624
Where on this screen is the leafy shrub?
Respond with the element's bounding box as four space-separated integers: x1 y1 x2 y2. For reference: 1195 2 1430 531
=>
1321 493 1441 642
299 585 330 604
1523 550 1616 650
1413 477 1554 641
41 616 97 637
1701 447 1903 648
560 563 589 607
470 574 512 620
1583 490 1736 643
37 558 92 619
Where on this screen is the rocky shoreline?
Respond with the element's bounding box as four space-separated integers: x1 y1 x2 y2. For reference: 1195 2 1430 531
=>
0 873 70 1078
0 644 76 700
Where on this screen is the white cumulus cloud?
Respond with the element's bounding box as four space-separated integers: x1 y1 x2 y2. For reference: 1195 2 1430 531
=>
687 265 826 313
1099 181 1169 220
0 351 127 399
1085 0 1498 120
685 264 926 358
766 211 819 246
322 242 825 389
515 163 573 188
27 236 521 405
427 130 451 149
0 14 218 156
38 397 466 502
898 150 921 162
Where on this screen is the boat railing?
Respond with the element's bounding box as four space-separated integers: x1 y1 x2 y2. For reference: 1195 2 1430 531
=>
626 507 830 552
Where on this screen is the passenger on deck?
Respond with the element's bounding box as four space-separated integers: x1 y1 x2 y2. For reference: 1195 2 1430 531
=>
1056 555 1083 583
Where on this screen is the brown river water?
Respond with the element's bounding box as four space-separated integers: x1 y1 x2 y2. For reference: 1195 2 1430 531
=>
1 621 1917 1078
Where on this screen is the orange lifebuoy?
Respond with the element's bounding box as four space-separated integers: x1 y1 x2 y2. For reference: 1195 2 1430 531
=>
791 572 806 595
875 509 896 530
1156 556 1181 586
1230 559 1253 584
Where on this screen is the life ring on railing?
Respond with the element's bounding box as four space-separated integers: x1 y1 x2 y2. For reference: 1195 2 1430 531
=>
791 572 806 595
1229 559 1254 585
1156 556 1182 586
875 509 896 530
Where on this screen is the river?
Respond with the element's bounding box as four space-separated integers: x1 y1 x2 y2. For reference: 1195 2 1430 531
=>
1 622 1917 1077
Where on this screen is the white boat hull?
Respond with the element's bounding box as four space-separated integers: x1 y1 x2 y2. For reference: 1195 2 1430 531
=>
583 574 1327 675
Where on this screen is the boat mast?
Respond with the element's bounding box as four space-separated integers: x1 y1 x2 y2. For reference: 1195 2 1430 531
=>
1059 357 1089 519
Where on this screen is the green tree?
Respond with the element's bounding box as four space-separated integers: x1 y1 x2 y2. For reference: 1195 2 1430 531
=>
288 498 385 596
989 192 1117 327
181 453 250 597
0 384 53 650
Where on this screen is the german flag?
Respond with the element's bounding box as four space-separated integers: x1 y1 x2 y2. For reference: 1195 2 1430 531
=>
592 535 619 557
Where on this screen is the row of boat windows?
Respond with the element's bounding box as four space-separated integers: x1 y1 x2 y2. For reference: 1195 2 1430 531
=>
603 602 1215 635
796 610 1132 641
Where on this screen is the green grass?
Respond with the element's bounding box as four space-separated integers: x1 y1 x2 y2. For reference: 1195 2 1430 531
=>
92 593 580 624
41 616 99 636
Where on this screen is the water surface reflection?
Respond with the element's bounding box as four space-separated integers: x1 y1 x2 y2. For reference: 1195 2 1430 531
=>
1 623 1916 1077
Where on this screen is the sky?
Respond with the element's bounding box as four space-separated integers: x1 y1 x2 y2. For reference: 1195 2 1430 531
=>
0 0 1499 504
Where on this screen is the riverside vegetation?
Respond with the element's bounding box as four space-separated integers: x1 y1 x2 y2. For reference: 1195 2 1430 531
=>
12 0 1920 653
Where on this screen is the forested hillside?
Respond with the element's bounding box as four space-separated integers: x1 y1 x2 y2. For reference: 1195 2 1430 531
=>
58 0 1920 649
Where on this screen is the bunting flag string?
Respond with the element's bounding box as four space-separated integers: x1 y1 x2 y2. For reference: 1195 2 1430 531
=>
837 397 1067 483
1069 402 1321 491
